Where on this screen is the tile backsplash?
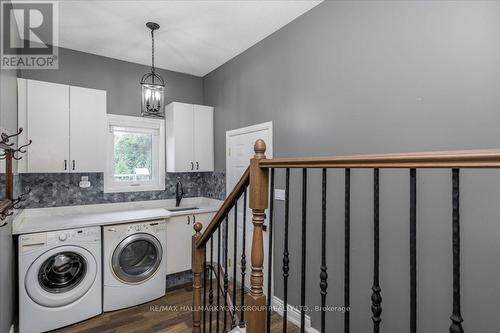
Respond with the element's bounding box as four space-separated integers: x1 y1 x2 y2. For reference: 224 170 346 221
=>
14 172 225 209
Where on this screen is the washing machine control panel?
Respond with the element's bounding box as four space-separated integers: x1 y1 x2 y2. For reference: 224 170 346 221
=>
47 228 100 245
20 227 100 252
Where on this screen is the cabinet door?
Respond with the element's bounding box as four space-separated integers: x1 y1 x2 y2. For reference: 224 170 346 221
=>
25 80 70 172
167 102 194 172
192 212 218 272
166 215 193 274
193 105 214 172
69 86 106 172
193 212 215 228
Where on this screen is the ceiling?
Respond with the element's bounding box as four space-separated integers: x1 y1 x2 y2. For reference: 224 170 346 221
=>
51 1 322 77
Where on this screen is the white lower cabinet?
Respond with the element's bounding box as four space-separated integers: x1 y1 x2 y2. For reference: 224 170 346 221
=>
166 212 215 275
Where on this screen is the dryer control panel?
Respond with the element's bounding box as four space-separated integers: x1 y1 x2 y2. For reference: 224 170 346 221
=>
125 220 168 234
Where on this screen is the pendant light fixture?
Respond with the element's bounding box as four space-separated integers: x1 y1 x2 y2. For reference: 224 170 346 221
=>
140 22 165 118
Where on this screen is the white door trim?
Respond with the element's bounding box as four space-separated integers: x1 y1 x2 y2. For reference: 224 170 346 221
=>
225 121 274 298
225 121 274 164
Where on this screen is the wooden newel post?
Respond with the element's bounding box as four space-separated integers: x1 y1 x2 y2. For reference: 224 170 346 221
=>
192 222 204 333
247 139 269 333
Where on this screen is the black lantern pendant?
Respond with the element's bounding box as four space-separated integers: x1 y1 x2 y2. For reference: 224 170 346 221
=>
141 22 165 118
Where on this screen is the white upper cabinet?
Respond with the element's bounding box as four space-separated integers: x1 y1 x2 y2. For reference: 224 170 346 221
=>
166 102 214 172
69 86 106 172
19 79 70 173
18 79 107 173
193 104 214 172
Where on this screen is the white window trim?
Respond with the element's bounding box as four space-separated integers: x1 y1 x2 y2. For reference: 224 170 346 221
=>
104 114 165 193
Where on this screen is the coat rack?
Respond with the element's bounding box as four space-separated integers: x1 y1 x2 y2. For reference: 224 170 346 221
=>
0 128 31 225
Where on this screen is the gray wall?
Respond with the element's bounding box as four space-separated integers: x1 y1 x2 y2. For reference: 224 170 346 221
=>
204 1 500 332
20 46 204 116
0 3 18 329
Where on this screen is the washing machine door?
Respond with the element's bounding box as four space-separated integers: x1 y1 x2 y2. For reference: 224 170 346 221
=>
112 233 163 284
25 245 97 307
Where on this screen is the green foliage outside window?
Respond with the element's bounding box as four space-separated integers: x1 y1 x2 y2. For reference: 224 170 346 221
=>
114 132 153 181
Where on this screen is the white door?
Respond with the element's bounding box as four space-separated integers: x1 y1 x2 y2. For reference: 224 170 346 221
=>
69 86 107 172
193 105 214 172
26 80 70 172
226 122 273 296
167 102 194 172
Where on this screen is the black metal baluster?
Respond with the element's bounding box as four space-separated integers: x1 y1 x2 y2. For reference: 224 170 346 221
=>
450 169 464 333
232 201 238 328
266 169 275 333
223 215 229 332
371 168 382 333
203 246 207 332
300 168 307 332
239 189 247 328
410 169 417 333
209 237 214 333
345 168 351 333
320 168 328 333
283 168 290 333
217 227 221 333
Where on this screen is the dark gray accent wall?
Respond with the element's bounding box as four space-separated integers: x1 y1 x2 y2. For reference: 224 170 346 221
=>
19 46 204 116
204 1 500 332
16 46 224 208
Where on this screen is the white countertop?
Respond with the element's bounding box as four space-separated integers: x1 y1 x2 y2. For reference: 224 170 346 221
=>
12 197 222 235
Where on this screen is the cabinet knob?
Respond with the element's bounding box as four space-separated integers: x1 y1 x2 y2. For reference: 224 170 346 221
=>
196 162 199 170
72 160 76 171
190 162 194 170
64 160 67 170
187 216 190 225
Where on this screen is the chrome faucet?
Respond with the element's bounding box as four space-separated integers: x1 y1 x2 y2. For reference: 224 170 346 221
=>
175 181 184 207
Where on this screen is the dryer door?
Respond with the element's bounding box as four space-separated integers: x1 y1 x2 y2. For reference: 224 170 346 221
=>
25 245 97 307
112 233 163 284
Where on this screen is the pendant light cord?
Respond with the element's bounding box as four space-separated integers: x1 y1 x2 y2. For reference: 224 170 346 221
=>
151 29 155 74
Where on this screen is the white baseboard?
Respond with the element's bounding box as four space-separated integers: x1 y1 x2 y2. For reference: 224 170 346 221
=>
271 296 320 333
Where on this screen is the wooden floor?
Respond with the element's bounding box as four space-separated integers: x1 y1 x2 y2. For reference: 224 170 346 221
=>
51 284 299 333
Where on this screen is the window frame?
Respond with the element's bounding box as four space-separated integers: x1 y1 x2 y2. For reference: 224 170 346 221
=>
104 114 165 193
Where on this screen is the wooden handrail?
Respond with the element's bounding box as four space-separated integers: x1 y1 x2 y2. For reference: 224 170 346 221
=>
195 167 250 249
259 148 500 169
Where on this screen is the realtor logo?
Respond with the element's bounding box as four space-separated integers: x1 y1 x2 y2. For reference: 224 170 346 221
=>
1 0 59 69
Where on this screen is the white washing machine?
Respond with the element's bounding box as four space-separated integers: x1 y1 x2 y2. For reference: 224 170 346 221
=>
103 219 167 311
18 226 102 333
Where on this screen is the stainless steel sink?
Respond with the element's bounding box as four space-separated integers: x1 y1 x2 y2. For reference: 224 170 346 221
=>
167 206 199 212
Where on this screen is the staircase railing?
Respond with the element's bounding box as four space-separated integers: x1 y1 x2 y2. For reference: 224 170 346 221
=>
193 139 500 333
192 167 249 332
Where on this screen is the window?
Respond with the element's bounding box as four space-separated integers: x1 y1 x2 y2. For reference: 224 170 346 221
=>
105 115 165 193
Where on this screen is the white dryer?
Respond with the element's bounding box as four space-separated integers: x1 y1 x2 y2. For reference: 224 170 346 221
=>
103 219 167 311
18 226 102 333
